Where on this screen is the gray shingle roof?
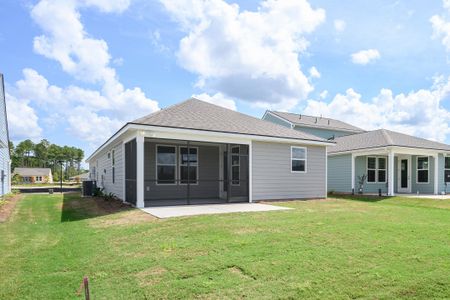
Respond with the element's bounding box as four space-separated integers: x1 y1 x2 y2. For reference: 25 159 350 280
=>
329 129 450 153
132 98 330 143
268 111 364 133
13 168 52 176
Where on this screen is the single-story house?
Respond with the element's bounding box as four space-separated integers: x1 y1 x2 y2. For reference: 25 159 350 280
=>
13 168 53 184
69 172 90 183
263 111 450 195
86 98 334 207
0 74 11 196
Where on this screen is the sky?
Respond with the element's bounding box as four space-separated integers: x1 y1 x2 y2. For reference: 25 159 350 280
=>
2 0 450 160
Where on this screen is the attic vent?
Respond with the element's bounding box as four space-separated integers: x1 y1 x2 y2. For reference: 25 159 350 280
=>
328 119 330 125
315 117 318 123
299 114 302 119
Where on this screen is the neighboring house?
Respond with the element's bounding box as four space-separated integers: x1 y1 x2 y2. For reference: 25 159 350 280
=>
86 98 333 207
13 168 53 184
69 172 89 183
0 74 11 196
262 111 365 140
264 111 450 196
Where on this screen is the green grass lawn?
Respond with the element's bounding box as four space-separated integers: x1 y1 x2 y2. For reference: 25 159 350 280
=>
0 193 449 299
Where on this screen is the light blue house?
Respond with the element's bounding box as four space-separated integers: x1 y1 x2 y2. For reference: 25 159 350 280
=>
0 74 11 196
264 111 450 196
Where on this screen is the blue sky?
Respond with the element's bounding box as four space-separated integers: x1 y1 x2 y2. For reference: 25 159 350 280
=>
1 0 450 159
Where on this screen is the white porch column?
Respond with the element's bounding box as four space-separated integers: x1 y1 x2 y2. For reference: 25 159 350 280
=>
388 150 395 196
434 154 439 195
351 154 355 193
136 134 145 208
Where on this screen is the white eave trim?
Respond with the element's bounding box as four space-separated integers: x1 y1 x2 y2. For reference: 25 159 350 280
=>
328 146 450 157
86 123 334 162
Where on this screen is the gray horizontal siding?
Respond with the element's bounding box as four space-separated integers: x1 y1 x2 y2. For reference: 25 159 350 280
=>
327 154 352 193
294 126 354 140
252 142 326 200
262 113 292 128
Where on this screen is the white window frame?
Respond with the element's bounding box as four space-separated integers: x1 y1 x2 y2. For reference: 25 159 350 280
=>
179 146 199 186
366 156 386 183
36 176 42 182
155 145 177 185
291 146 307 173
231 146 240 186
416 156 429 184
444 156 450 183
377 157 387 183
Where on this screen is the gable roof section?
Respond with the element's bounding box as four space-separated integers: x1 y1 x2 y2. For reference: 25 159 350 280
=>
329 129 450 154
132 98 330 143
13 168 52 176
266 111 364 133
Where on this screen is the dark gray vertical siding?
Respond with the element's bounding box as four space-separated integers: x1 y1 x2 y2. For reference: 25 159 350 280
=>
252 142 326 200
144 141 220 200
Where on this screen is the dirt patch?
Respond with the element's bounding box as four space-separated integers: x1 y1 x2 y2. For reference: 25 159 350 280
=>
0 194 23 222
89 209 156 228
136 266 167 287
228 266 256 280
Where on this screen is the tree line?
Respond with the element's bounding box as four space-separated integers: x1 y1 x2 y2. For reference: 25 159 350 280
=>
10 139 86 181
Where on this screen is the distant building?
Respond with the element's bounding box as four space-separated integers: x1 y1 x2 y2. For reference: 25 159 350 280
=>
69 172 89 183
0 74 11 195
13 168 53 184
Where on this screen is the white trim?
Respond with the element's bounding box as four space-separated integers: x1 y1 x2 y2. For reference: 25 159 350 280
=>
325 147 328 197
249 141 253 203
329 146 449 157
136 134 145 208
122 141 126 202
178 146 199 185
155 144 177 186
230 145 240 186
388 151 395 196
416 156 430 184
351 153 355 191
86 123 333 162
433 154 439 194
111 148 115 184
397 155 411 193
291 146 307 173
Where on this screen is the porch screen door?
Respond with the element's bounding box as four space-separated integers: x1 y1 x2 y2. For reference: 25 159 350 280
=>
400 159 408 189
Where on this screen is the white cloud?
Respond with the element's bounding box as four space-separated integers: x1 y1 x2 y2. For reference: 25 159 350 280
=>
309 66 321 79
304 76 450 142
351 49 381 65
333 19 346 32
319 90 328 99
5 93 42 141
430 0 450 53
192 93 237 110
160 0 325 110
14 0 160 148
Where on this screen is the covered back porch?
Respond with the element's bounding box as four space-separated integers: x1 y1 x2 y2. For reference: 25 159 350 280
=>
124 132 250 207
351 147 449 196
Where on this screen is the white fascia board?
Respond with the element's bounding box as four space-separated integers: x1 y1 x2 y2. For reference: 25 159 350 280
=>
86 123 334 163
328 146 448 157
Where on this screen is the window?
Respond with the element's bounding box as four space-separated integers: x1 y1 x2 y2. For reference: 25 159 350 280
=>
36 176 42 182
231 146 240 185
367 157 386 183
156 146 176 184
107 152 111 159
179 147 198 184
417 156 429 183
445 157 450 183
112 149 115 184
377 157 386 183
291 147 307 173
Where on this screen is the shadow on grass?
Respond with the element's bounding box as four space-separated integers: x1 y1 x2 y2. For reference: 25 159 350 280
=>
328 193 392 203
61 192 133 222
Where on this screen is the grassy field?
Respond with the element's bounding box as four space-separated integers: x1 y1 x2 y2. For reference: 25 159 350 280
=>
0 193 449 299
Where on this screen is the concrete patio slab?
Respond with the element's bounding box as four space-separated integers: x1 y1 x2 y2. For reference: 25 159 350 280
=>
140 203 292 218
